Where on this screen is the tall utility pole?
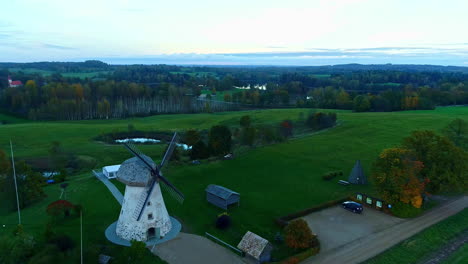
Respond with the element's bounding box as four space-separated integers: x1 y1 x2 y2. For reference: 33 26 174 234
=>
10 140 21 225
80 210 83 264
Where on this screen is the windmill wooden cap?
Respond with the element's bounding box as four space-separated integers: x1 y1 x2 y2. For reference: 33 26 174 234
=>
117 155 155 187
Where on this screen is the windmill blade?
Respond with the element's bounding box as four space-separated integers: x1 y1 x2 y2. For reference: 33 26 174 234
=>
159 132 178 169
123 142 157 174
136 179 156 221
159 175 184 204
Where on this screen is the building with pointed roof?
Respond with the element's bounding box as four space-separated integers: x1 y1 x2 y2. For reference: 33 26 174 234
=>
8 75 23 88
348 160 367 184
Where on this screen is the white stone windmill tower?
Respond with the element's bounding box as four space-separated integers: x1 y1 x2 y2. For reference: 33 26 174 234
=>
116 133 184 242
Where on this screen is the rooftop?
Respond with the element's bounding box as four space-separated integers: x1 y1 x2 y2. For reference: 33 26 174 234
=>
205 184 239 200
117 155 155 187
237 231 269 260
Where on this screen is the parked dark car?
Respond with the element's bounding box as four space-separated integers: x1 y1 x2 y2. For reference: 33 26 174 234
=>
342 201 363 214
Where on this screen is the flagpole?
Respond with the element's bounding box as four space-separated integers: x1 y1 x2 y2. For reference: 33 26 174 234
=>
81 210 83 264
10 140 21 225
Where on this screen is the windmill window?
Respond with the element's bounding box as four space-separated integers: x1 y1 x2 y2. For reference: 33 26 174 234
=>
147 201 151 206
148 213 153 220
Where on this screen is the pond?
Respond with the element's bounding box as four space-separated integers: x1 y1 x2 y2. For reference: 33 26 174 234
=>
115 138 161 143
114 138 192 150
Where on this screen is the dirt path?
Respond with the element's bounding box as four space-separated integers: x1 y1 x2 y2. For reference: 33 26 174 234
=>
304 196 468 264
151 233 245 264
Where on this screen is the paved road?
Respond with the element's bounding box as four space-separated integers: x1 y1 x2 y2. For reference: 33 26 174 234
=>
304 196 468 264
93 170 123 205
151 233 245 264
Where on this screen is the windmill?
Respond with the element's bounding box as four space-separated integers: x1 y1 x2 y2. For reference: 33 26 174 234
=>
115 133 184 242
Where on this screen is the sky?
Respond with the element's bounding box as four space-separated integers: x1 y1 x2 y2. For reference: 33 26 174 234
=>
1 0 468 65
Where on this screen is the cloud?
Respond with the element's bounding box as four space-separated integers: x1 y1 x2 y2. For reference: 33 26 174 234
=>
41 43 76 50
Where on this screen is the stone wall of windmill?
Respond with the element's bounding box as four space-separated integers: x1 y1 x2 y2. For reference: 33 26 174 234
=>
116 184 172 241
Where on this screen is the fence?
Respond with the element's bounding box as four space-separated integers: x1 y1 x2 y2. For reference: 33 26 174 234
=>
205 232 245 257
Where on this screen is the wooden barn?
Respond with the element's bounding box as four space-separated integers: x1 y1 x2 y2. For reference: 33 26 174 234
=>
237 231 272 264
205 184 240 210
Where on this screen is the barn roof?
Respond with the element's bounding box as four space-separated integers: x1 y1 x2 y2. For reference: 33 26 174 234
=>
237 231 269 260
11 81 22 85
117 155 155 187
205 184 239 200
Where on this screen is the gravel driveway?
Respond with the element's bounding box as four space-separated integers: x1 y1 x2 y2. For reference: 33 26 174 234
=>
302 204 404 252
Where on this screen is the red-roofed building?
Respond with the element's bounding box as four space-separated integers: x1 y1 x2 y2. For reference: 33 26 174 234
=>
8 75 23 88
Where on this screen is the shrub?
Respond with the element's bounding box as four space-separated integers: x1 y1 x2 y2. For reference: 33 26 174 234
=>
216 213 231 230
284 219 315 249
50 235 75 252
322 171 342 181
46 200 75 217
279 120 293 138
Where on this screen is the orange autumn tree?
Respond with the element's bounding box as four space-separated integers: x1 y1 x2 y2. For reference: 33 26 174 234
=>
372 148 427 208
284 219 317 249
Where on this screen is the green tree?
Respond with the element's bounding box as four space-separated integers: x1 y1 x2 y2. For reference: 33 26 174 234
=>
442 118 468 150
208 125 232 156
353 95 371 112
16 161 46 208
48 141 67 170
190 140 210 160
403 130 468 193
184 129 201 146
239 115 251 128
0 229 36 264
241 127 257 146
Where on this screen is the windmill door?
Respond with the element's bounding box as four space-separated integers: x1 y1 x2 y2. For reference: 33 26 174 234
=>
155 228 160 239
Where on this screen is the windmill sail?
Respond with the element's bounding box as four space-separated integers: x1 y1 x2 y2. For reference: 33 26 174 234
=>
159 132 178 169
159 175 185 203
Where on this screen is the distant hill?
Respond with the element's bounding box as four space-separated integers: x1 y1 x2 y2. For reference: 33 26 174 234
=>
1 61 467 74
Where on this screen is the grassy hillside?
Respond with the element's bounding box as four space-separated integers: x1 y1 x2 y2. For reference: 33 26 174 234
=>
0 107 467 259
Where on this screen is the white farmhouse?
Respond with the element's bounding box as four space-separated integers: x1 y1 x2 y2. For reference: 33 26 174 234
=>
102 165 120 179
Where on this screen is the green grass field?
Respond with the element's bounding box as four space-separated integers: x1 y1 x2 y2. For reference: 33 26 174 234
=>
363 208 468 264
1 106 467 260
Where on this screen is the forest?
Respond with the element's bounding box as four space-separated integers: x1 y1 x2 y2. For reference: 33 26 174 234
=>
1 62 468 120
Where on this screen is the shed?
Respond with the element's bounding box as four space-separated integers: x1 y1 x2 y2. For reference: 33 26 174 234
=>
205 184 240 210
102 165 120 179
348 160 367 184
237 231 272 264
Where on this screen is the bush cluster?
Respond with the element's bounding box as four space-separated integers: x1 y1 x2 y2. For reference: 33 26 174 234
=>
322 171 343 181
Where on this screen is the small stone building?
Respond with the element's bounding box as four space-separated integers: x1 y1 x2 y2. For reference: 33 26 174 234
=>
237 231 272 264
205 184 240 210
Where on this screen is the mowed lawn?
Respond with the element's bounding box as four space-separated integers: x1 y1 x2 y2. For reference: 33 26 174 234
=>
1 107 467 256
